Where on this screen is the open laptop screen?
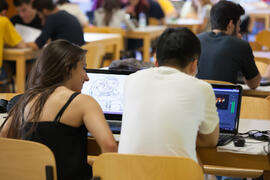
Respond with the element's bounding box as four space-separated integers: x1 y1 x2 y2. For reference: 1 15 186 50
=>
81 69 133 120
211 84 242 134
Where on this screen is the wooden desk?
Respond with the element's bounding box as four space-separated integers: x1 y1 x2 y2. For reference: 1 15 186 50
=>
87 119 270 179
124 26 166 62
242 84 270 98
254 51 270 59
166 18 202 34
84 33 122 60
3 48 36 93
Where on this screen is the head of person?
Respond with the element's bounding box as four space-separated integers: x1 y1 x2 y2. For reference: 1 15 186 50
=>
6 40 88 138
13 0 37 23
0 0 8 16
56 0 70 5
210 0 244 36
28 39 88 92
156 28 201 75
32 0 56 18
102 0 121 25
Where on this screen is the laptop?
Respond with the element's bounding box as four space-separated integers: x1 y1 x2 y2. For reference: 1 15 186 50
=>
211 84 243 146
81 69 134 134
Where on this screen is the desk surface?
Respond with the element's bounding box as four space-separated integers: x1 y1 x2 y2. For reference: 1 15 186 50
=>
242 84 270 98
84 33 121 42
253 51 270 59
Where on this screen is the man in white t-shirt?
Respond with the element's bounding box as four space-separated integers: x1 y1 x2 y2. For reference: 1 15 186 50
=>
118 28 219 162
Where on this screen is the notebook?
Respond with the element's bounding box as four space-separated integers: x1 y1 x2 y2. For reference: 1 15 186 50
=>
81 69 134 134
211 84 243 146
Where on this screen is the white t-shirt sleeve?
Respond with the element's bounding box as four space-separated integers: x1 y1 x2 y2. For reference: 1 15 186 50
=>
199 82 219 134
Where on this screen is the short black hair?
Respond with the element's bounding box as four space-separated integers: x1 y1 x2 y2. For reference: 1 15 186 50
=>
156 28 201 68
32 0 55 11
210 0 245 30
0 0 8 12
13 0 31 7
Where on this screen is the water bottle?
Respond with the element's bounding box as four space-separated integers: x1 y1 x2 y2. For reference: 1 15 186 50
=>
138 12 146 28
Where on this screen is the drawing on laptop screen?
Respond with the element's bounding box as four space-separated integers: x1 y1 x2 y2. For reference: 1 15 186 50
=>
81 73 127 115
213 88 240 131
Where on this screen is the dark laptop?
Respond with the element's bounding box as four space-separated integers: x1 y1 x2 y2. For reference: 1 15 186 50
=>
81 69 134 134
211 84 242 146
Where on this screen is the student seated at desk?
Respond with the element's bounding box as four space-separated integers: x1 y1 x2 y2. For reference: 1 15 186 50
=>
27 0 85 50
196 0 261 89
11 0 43 30
0 0 26 85
0 40 118 180
118 28 219 163
94 0 136 30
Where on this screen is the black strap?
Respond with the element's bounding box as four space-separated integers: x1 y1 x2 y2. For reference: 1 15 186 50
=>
54 92 80 122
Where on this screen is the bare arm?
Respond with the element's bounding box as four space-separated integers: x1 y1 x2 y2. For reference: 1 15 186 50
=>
26 42 40 51
80 95 117 153
15 40 27 48
196 124 219 147
244 73 261 89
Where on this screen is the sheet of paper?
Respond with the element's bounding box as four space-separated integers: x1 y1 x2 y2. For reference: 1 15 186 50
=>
15 24 41 42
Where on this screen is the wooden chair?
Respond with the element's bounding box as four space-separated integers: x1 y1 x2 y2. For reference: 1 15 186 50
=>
255 57 270 75
255 30 270 50
249 41 263 51
82 43 105 69
203 79 233 85
93 153 204 180
0 93 19 100
0 137 57 180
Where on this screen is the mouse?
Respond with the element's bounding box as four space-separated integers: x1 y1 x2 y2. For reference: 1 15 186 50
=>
233 136 246 147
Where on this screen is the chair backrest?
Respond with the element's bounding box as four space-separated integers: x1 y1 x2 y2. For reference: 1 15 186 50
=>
203 79 233 85
255 30 270 50
82 43 105 69
255 57 270 75
240 96 270 120
0 137 57 180
93 153 204 180
249 41 263 51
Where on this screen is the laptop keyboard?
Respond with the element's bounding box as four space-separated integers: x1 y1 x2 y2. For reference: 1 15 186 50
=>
218 134 235 146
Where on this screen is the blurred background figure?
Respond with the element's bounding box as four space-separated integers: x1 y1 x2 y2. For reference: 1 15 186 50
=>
57 0 89 28
94 0 135 30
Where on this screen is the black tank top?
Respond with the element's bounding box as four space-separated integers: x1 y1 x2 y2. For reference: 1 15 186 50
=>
22 92 92 180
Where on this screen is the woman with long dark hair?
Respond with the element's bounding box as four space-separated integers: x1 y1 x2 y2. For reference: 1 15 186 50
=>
0 39 117 180
94 0 135 30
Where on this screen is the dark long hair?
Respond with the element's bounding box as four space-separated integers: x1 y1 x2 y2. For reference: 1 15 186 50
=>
5 40 87 139
102 0 121 26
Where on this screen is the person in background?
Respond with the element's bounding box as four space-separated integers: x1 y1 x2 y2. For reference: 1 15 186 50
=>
0 0 26 84
0 39 118 180
196 0 261 89
57 0 89 28
11 0 43 30
94 0 136 30
181 0 212 32
125 0 165 25
27 0 85 50
156 0 179 19
118 28 219 163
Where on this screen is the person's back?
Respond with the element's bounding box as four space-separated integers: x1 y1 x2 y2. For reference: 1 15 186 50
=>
118 28 219 162
58 2 89 27
197 31 257 83
196 0 261 89
36 10 85 48
118 67 218 161
22 87 91 180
